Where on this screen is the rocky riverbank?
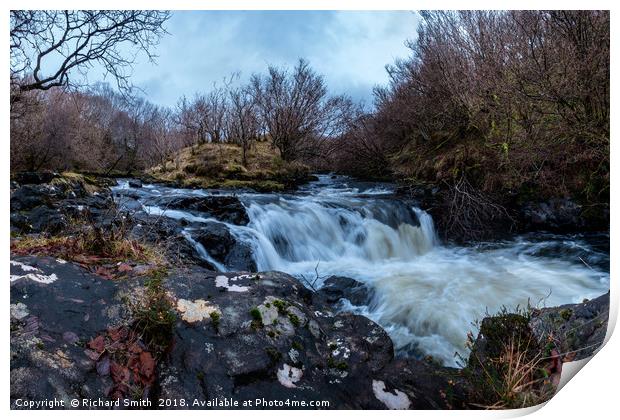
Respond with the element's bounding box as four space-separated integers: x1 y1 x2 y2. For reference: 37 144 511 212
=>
9 172 611 409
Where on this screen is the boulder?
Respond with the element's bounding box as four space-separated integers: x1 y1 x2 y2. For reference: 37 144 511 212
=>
154 195 249 225
192 222 256 271
529 292 610 361
13 171 58 185
318 276 373 307
10 256 128 408
520 199 585 232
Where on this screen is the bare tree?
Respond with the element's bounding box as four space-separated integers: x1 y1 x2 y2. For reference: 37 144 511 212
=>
10 10 170 95
227 86 260 166
251 58 354 161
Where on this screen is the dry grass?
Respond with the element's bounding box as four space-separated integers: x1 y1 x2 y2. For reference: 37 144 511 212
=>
148 141 310 191
465 313 559 409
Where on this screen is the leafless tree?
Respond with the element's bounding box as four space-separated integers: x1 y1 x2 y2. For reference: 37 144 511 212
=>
251 59 355 161
10 10 170 95
227 86 260 165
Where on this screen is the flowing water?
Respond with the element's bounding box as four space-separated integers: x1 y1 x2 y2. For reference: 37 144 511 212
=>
113 175 610 366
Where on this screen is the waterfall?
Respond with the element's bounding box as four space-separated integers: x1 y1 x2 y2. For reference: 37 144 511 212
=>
113 177 609 367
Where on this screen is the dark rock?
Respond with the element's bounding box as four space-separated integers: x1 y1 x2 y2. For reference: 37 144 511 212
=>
520 199 585 232
318 276 372 306
28 206 68 235
10 256 127 408
128 179 143 188
529 292 610 360
13 172 58 185
191 222 256 271
154 195 249 225
157 267 467 409
11 185 52 212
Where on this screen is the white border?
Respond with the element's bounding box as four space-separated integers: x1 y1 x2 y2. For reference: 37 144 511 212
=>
2 1 617 419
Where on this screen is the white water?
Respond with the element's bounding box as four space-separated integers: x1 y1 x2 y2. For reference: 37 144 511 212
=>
113 176 610 366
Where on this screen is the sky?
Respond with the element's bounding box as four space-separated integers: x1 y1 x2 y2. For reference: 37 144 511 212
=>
116 10 419 109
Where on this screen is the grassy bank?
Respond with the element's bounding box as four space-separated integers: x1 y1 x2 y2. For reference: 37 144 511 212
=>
146 141 313 192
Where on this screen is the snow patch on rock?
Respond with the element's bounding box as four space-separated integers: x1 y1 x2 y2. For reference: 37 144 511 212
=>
277 363 303 388
372 380 411 410
215 275 249 292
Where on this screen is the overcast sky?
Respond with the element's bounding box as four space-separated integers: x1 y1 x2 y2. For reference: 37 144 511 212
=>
117 10 418 109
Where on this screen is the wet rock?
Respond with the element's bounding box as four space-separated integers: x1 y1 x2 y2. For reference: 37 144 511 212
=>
318 276 372 307
10 256 127 408
28 206 68 235
11 185 53 212
154 195 249 225
128 179 143 188
529 292 610 360
13 171 58 185
520 199 585 232
192 222 256 271
157 266 456 409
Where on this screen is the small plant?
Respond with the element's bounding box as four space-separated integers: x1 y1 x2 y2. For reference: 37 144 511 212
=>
327 357 348 371
559 308 573 321
265 347 281 363
132 269 176 356
250 307 263 329
292 341 303 351
209 311 221 329
464 313 557 409
288 313 300 327
272 299 288 314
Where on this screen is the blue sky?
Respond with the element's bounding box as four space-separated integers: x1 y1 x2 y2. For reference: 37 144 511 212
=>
121 10 418 108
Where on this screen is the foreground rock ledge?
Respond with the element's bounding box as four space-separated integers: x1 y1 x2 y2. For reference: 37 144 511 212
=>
10 256 609 410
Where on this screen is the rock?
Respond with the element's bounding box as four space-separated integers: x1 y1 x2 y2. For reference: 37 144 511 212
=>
318 276 372 306
13 172 58 185
520 198 584 232
156 266 464 409
529 292 610 361
192 222 256 271
28 206 68 235
128 179 143 188
11 185 52 212
10 256 127 408
153 195 249 225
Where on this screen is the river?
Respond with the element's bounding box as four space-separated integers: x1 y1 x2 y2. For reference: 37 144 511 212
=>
112 174 610 367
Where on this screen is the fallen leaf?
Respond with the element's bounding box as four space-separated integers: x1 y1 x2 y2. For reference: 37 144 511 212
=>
140 352 155 379
88 335 105 353
110 361 131 384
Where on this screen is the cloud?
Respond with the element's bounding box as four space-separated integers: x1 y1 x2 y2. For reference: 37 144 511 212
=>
126 10 419 108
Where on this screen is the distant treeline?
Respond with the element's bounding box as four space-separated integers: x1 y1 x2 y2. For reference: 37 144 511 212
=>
11 10 609 212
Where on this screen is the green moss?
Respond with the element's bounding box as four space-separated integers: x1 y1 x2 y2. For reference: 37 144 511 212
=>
250 307 263 330
272 299 288 314
292 341 303 351
209 311 221 329
288 313 300 327
133 270 176 355
250 307 262 321
328 357 348 371
265 347 281 363
559 308 573 321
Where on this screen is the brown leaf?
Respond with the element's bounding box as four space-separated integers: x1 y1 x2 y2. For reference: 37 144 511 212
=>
117 263 132 273
110 361 131 384
88 335 106 353
140 352 155 379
